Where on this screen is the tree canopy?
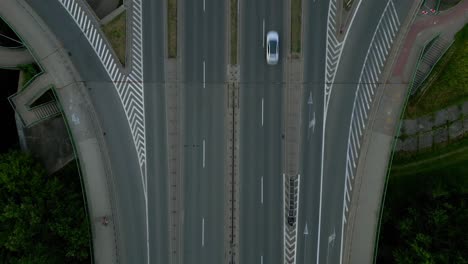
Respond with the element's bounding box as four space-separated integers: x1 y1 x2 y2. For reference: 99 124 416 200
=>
0 150 90 264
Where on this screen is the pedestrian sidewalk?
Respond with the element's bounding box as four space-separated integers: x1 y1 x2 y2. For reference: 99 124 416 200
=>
343 0 468 263
0 46 33 68
1 0 119 263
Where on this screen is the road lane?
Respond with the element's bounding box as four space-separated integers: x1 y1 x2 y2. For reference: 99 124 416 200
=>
24 1 148 262
239 0 285 263
142 0 169 262
318 0 415 262
181 0 226 262
297 0 329 262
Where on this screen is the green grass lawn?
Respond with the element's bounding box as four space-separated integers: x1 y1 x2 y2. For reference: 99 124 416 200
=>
17 63 41 88
405 24 468 119
291 0 301 54
230 0 238 64
168 0 177 58
102 12 126 65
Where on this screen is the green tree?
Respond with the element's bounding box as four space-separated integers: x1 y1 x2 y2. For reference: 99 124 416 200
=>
391 193 468 264
0 151 90 263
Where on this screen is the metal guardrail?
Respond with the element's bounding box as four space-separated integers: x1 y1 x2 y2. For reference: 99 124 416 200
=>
408 34 439 95
409 34 454 96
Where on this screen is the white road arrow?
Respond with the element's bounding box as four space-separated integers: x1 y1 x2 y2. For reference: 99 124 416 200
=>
307 92 315 140
303 222 309 264
326 228 336 264
309 112 316 133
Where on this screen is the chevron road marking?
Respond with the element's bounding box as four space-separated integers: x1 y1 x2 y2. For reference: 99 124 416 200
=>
339 1 401 263
284 174 301 264
58 0 149 262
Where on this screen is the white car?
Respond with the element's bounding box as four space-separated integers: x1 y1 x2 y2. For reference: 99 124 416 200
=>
266 31 279 65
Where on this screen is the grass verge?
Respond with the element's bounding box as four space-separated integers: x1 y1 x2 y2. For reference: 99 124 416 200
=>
291 0 301 55
102 12 126 65
168 0 177 58
230 0 238 64
405 24 468 119
17 63 40 88
392 135 468 174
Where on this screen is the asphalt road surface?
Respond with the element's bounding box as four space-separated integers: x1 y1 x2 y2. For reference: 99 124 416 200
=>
296 0 329 262
24 0 148 263
238 0 286 263
22 0 417 263
180 0 226 262
314 0 415 263
142 0 169 263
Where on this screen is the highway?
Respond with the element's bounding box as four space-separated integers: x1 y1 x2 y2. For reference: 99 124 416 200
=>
179 0 226 262
18 0 420 263
238 0 286 263
142 0 169 262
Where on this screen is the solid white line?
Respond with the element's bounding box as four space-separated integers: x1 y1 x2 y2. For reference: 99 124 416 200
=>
383 19 393 38
381 29 391 49
387 16 397 36
381 20 392 39
376 42 386 65
261 176 264 204
377 38 388 58
363 71 373 90
202 218 205 246
367 61 378 84
317 105 326 264
203 61 206 88
364 84 372 106
362 85 371 109
371 55 381 76
346 172 353 191
347 159 353 178
351 129 358 157
203 140 206 168
390 1 401 25
261 98 264 126
262 19 265 47
352 127 361 153
357 103 366 132
371 49 382 70
389 8 399 28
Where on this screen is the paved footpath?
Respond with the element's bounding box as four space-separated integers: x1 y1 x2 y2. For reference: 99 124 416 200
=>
0 0 118 263
0 46 33 68
343 1 468 264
